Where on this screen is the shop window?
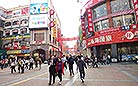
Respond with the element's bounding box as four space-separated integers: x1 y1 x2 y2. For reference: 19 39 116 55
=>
113 16 123 27
124 14 135 25
93 4 107 19
111 0 131 13
94 19 109 31
101 19 109 30
34 33 44 41
94 21 101 32
113 14 135 28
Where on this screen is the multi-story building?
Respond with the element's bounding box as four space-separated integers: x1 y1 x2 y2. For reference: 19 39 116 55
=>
2 5 30 59
0 6 6 60
1 0 62 61
80 0 138 61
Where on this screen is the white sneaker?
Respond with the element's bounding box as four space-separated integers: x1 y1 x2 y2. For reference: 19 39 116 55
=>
59 82 61 85
81 78 84 83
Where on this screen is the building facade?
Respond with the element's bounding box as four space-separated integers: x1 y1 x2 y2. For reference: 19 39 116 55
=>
80 0 138 61
0 6 6 60
1 5 30 60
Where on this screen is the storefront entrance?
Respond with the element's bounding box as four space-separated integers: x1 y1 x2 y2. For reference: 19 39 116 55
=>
32 49 45 62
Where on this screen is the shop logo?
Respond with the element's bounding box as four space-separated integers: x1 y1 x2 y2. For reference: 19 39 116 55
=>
125 31 134 40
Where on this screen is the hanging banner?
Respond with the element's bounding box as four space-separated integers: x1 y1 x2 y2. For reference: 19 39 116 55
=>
52 27 57 38
133 0 138 22
87 9 93 32
81 16 86 38
56 37 79 41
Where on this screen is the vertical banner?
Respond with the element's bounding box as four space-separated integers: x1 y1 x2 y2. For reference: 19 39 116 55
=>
81 16 86 38
133 0 138 22
52 27 56 38
87 9 93 32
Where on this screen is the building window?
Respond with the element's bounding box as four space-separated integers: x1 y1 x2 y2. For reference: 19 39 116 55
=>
20 28 27 34
101 19 109 30
113 16 123 27
93 3 107 19
94 21 101 32
34 33 44 41
111 0 132 13
94 19 109 31
12 29 18 35
12 20 19 26
113 14 135 27
5 22 11 27
124 14 135 25
5 30 10 36
20 19 28 26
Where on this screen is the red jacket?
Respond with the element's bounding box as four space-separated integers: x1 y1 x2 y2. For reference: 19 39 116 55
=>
56 61 64 74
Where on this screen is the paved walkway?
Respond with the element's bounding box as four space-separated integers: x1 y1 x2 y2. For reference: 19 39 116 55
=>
70 63 138 86
0 63 138 86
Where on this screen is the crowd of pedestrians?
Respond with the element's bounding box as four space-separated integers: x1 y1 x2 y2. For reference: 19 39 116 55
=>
0 53 112 85
48 53 112 85
0 56 42 74
48 54 88 85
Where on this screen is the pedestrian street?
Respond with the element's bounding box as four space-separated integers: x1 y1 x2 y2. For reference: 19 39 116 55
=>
0 63 138 86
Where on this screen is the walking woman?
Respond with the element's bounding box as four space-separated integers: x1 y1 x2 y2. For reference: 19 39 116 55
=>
55 57 64 85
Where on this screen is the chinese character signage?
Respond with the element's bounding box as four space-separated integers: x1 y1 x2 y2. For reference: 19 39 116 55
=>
133 0 138 21
81 16 86 38
29 14 48 28
87 9 93 32
86 29 138 47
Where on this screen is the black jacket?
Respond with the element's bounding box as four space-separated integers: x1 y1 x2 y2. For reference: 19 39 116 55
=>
77 59 87 71
49 64 56 74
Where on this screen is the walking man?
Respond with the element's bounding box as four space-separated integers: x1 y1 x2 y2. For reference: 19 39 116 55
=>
48 56 56 85
68 54 74 76
77 55 87 83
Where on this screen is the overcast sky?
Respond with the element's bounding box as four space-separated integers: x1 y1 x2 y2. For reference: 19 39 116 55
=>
0 0 86 48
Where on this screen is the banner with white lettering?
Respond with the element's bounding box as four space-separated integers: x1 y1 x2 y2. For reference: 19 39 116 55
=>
86 29 138 47
133 0 138 22
87 9 93 32
81 16 86 38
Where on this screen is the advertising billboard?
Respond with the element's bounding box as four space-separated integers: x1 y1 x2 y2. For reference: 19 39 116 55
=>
30 3 48 15
29 14 48 28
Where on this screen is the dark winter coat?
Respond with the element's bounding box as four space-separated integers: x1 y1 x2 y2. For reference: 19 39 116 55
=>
49 63 56 74
77 59 87 71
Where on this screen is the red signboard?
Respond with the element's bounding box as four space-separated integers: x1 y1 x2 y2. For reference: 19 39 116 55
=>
133 0 138 22
86 29 138 47
87 9 93 32
21 7 29 15
81 17 86 38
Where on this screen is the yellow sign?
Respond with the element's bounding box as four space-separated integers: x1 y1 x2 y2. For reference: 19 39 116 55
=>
7 50 21 54
52 27 56 38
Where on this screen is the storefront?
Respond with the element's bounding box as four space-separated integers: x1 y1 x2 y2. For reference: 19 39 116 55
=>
87 27 138 61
